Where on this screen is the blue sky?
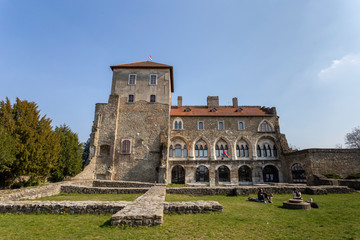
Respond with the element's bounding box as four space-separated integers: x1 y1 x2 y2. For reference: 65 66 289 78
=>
1 0 360 149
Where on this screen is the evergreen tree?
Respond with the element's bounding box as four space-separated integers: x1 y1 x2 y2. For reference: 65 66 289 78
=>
51 124 83 182
0 126 17 187
82 138 90 167
0 98 60 185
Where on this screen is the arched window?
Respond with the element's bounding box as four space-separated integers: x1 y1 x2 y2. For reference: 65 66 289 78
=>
291 163 307 183
195 145 199 157
273 145 278 157
236 145 240 157
199 145 204 157
245 145 249 157
218 165 230 182
174 121 178 129
263 165 279 182
171 165 185 184
262 145 267 157
216 145 220 157
239 122 244 130
169 145 173 157
239 166 252 182
259 121 273 132
240 145 245 157
204 145 208 157
257 145 261 157
267 145 272 157
179 121 182 129
183 145 187 157
122 140 131 153
196 165 209 182
173 118 183 130
174 144 182 157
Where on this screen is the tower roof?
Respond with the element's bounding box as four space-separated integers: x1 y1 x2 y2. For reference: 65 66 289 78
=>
110 61 174 92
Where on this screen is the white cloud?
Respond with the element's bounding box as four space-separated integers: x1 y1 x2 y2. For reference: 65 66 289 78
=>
318 53 360 83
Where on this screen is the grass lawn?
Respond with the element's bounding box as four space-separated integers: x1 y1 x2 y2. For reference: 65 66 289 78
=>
0 192 359 239
24 193 142 202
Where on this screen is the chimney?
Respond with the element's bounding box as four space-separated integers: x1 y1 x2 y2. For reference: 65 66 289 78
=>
232 97 238 108
178 96 182 107
207 96 219 108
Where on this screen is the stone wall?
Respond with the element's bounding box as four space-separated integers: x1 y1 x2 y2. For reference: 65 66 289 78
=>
283 149 360 185
163 201 222 214
61 185 149 194
92 180 154 188
0 182 62 201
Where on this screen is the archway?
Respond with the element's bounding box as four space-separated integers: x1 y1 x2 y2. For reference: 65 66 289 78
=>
171 165 185 184
218 165 230 182
239 165 252 182
291 163 307 183
196 165 209 182
263 165 279 182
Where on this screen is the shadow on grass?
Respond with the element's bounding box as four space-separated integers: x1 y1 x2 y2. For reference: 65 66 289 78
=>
100 218 113 228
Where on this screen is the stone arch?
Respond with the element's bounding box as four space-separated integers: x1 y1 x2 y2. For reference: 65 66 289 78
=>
169 137 188 158
195 165 209 183
193 136 210 159
214 136 232 159
238 165 252 182
262 164 279 183
255 136 279 158
258 119 274 132
171 165 185 184
217 165 230 182
291 163 307 183
235 137 251 159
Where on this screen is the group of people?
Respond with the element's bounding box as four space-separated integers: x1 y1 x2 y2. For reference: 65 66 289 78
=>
247 188 303 204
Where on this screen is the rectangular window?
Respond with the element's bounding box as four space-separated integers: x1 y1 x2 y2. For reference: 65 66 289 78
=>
150 74 157 85
239 121 244 130
218 121 224 130
128 95 134 103
150 95 156 103
122 140 131 154
198 121 204 130
128 74 136 85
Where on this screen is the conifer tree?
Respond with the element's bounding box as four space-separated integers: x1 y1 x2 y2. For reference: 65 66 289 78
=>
0 126 17 187
51 124 83 182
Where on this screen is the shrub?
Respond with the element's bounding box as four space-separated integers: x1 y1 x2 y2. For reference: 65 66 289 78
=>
346 173 360 179
323 173 343 179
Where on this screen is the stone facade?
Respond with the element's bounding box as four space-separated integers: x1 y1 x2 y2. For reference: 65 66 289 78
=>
76 61 360 186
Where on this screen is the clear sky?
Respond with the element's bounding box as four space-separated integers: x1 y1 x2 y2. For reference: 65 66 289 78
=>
1 0 360 149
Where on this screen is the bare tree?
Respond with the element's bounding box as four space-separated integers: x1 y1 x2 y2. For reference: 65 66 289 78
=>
345 127 360 148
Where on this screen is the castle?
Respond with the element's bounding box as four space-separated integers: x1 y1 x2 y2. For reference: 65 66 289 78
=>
77 61 360 186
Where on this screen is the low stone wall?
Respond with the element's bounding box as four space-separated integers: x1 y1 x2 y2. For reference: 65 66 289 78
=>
339 179 360 190
166 185 354 196
0 182 63 201
93 180 154 188
60 185 149 194
111 185 166 227
0 200 129 214
164 201 222 214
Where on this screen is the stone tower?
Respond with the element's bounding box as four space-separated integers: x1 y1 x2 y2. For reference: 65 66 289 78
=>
80 61 173 183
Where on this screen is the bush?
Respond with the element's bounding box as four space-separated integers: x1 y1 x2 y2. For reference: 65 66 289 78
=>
323 173 343 179
346 173 360 179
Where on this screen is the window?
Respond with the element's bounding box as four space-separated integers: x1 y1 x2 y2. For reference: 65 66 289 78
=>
259 121 273 132
218 165 230 182
169 145 173 157
122 140 131 154
183 145 187 157
174 144 182 157
257 145 261 157
171 165 185 184
195 145 199 157
150 74 157 85
128 74 136 85
238 122 244 130
179 121 182 129
263 145 267 157
150 95 156 103
273 145 278 157
174 119 183 130
204 145 208 157
196 165 209 182
216 145 220 157
239 166 252 182
267 145 272 157
128 95 134 103
198 121 204 130
216 139 229 158
218 121 223 130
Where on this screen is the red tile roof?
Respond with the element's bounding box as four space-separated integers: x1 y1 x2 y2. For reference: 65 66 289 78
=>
110 61 174 92
171 106 275 116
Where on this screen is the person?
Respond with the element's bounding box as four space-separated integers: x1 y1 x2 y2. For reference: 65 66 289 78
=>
293 188 302 199
257 188 265 202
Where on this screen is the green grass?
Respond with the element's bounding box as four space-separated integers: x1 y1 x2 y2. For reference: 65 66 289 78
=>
166 184 186 187
24 193 142 201
0 193 359 239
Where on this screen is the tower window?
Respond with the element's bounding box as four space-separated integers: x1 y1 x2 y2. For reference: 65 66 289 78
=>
239 122 244 130
128 74 136 85
150 74 157 85
128 95 134 103
218 121 224 130
150 95 156 103
122 140 131 154
198 121 204 130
